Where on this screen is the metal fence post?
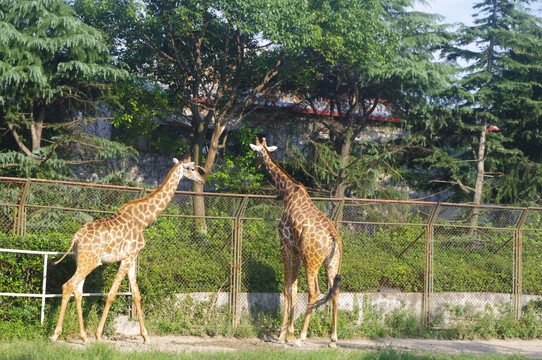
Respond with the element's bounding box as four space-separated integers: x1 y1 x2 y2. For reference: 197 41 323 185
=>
424 202 439 325
331 198 345 231
15 179 31 236
41 253 48 325
231 196 249 327
513 208 528 320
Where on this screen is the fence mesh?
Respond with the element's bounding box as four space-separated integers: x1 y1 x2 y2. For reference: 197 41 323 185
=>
1 176 542 327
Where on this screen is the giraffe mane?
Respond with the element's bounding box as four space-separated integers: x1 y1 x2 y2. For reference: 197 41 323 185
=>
261 144 304 188
119 159 183 210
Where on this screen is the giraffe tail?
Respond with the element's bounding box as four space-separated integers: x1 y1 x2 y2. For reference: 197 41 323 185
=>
54 233 77 265
313 274 341 309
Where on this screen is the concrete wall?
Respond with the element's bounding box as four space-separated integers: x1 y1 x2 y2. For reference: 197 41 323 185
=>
172 291 529 322
114 292 541 336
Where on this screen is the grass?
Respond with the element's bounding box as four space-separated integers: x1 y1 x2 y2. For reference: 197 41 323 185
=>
4 300 542 343
0 340 531 360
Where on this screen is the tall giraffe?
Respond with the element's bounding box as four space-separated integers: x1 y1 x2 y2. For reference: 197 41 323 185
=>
250 138 342 347
50 155 204 344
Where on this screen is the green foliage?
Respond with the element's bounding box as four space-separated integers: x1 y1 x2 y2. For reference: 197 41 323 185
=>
149 295 232 337
425 0 542 205
0 0 132 179
109 76 190 154
208 124 265 193
270 0 455 198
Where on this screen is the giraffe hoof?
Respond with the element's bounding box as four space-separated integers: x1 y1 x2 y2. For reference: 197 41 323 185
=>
49 335 58 342
328 341 337 348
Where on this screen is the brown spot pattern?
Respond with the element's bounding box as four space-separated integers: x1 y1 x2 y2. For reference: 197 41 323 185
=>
251 138 343 347
50 156 204 344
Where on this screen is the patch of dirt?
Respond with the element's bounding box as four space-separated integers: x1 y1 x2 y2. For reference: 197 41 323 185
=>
63 335 542 358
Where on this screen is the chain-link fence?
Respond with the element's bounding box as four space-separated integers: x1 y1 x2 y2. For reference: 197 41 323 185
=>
1 176 542 327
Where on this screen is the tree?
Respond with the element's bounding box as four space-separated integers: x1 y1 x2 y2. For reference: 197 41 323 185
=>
73 0 408 230
0 0 132 179
278 0 455 198
438 0 542 206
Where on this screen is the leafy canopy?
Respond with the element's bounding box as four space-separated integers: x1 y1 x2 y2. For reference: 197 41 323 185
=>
0 0 132 179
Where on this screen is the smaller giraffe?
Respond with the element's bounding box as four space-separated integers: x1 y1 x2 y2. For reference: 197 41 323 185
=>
50 155 204 344
250 138 342 347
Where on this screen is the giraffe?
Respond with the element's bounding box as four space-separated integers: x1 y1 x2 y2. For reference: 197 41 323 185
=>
49 155 204 344
250 137 342 347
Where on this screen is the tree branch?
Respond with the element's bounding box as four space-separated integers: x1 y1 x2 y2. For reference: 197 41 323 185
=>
6 122 34 157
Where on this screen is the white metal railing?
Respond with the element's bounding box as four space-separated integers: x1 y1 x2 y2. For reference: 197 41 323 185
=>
0 248 132 324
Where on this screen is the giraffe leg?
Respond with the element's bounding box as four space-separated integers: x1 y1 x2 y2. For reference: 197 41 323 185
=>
286 257 301 344
127 261 149 344
278 255 292 344
278 254 300 344
325 243 342 347
327 272 339 348
296 266 321 347
74 279 88 343
95 259 132 341
278 281 290 343
50 266 95 343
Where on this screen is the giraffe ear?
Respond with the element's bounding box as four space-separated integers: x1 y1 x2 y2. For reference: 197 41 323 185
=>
250 144 259 151
182 161 195 168
173 158 179 164
266 146 277 152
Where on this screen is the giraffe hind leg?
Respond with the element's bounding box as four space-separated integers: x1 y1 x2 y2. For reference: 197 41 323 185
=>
278 262 293 343
95 258 133 342
278 254 301 344
74 279 87 343
50 266 96 343
296 266 321 347
127 261 149 343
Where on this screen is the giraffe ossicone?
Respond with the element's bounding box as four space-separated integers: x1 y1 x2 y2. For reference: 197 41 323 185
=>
50 155 204 344
250 137 343 347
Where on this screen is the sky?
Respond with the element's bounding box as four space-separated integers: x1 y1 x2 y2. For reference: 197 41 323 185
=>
413 0 476 26
415 0 542 26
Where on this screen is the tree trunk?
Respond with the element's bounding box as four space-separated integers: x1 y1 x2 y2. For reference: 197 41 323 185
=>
30 107 46 152
332 132 352 198
470 123 487 234
191 117 225 234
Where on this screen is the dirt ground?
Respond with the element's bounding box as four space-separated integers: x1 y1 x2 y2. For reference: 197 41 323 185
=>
46 317 539 357
62 335 542 358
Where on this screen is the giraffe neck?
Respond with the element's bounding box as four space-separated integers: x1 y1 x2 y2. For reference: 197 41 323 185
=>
120 162 184 227
261 148 306 202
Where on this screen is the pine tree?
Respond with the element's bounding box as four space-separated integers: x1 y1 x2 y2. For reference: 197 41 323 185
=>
439 0 542 206
0 0 131 178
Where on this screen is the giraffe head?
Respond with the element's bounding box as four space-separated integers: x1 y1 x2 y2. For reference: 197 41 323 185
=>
250 138 277 170
174 155 205 184
250 137 277 157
